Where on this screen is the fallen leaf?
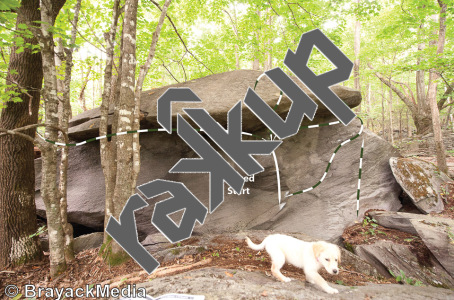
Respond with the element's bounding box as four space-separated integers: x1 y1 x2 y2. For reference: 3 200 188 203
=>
225 271 234 277
261 290 268 297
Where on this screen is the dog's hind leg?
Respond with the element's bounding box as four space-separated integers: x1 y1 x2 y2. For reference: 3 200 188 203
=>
268 249 291 282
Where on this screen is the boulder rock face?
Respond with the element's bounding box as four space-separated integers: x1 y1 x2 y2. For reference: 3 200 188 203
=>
411 218 454 278
67 70 362 140
35 70 401 242
389 157 449 213
354 240 454 288
73 232 103 254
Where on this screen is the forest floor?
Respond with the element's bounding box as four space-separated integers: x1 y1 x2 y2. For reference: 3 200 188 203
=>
1 235 396 299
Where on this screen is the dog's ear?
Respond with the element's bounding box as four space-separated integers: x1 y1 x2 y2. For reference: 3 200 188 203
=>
312 242 324 259
337 246 341 264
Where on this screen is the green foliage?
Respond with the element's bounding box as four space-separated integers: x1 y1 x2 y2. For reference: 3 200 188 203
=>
28 225 47 238
389 269 423 286
0 0 19 11
335 280 345 286
447 227 454 244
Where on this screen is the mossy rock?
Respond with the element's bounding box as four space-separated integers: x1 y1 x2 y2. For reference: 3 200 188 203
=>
390 157 449 213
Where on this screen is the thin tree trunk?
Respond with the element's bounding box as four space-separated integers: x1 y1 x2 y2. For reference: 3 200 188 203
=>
381 81 385 139
38 0 67 277
133 0 172 188
388 86 394 144
252 10 260 70
426 0 448 174
354 0 361 111
79 65 92 111
366 82 371 128
407 109 412 137
109 0 139 261
100 0 121 244
58 0 82 262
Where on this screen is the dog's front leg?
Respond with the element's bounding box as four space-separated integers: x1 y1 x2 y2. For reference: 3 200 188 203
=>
305 272 338 294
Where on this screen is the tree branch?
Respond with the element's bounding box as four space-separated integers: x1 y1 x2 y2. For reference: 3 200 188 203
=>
268 0 280 16
285 2 303 33
148 0 214 74
158 57 180 83
0 123 69 145
368 63 416 113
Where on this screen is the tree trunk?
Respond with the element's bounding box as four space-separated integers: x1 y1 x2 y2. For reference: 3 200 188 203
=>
426 0 448 174
107 0 140 263
388 86 394 144
100 0 121 245
381 81 385 138
38 0 68 277
78 65 92 111
354 0 361 111
133 0 172 187
252 10 260 70
406 109 411 137
58 0 82 262
366 82 371 128
0 0 54 269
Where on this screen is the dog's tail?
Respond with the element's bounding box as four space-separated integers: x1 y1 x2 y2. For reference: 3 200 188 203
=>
245 236 266 251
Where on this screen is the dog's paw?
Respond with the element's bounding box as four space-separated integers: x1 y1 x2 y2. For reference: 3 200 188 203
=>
326 287 339 294
282 277 292 282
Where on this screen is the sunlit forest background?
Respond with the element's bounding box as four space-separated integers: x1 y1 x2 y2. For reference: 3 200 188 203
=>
1 0 452 142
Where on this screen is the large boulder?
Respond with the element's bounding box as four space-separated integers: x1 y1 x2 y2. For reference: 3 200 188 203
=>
35 70 401 242
67 70 361 140
389 157 449 213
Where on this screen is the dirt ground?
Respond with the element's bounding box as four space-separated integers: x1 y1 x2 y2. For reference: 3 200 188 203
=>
0 233 396 299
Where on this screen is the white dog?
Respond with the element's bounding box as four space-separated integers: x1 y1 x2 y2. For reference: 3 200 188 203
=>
246 234 341 294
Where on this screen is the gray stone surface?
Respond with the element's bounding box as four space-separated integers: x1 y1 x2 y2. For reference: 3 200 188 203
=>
411 218 454 278
368 211 421 235
35 70 402 242
73 232 103 253
354 240 454 288
134 267 454 300
68 70 361 140
390 157 449 213
368 210 453 236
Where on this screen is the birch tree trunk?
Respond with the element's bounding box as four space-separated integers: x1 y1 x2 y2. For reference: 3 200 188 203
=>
133 0 172 185
108 0 140 262
58 0 82 262
38 0 67 277
100 0 121 245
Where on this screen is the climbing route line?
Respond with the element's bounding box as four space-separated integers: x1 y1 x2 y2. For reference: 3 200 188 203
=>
254 72 365 216
40 73 366 216
357 138 364 217
285 116 364 197
36 128 263 146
